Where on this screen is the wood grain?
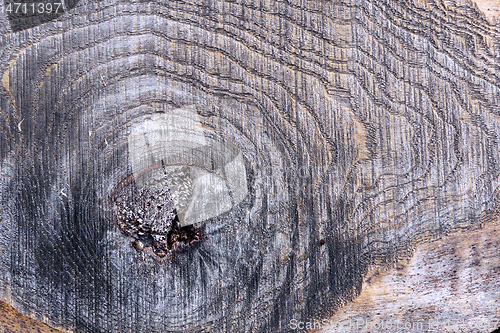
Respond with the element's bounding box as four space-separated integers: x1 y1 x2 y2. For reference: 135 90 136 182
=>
0 0 499 332
473 0 500 22
0 301 63 333
316 215 500 333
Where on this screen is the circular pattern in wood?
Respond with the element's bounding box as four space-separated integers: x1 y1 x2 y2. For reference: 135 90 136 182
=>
0 0 499 332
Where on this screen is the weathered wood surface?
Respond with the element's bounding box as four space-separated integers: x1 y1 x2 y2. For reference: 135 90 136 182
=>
474 0 500 21
0 0 500 332
316 214 500 333
0 300 64 333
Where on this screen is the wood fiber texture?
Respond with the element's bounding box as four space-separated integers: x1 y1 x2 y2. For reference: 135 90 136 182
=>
318 215 500 333
0 301 63 333
0 0 500 332
472 0 500 21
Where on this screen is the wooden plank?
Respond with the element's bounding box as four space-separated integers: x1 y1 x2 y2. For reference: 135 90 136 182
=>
0 0 499 332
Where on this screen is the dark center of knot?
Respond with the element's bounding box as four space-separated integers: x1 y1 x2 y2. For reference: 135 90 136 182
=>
113 178 204 258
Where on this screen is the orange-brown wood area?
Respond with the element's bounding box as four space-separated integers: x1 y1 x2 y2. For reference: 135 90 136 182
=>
0 301 62 333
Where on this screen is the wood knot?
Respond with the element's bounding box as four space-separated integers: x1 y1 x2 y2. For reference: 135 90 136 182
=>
113 180 204 258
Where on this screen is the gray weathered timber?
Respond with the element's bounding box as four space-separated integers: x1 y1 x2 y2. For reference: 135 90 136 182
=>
0 0 500 332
